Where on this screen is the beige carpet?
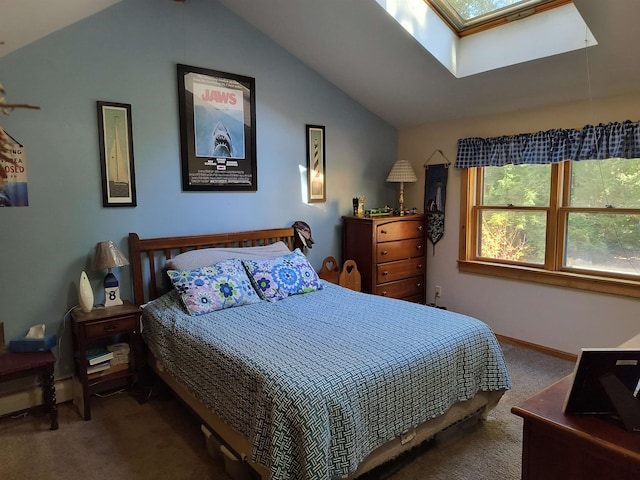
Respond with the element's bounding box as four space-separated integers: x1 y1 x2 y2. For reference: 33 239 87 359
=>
0 342 575 480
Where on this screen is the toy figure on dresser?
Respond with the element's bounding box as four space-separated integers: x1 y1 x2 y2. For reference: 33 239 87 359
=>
352 196 366 216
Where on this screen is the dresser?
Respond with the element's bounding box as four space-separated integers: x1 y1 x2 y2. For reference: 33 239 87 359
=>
342 214 426 303
511 333 640 480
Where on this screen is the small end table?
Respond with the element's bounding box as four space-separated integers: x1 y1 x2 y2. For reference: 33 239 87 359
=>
70 302 142 420
0 351 58 430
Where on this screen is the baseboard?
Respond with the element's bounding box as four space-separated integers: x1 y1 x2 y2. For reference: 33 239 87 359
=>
0 376 73 417
495 334 578 362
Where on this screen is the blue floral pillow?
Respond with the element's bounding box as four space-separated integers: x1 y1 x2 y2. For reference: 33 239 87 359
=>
242 249 323 302
167 258 261 316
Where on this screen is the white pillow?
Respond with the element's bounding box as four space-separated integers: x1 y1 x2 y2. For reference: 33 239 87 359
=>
166 241 292 271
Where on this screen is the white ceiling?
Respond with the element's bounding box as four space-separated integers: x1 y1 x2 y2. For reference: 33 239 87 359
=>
2 0 639 129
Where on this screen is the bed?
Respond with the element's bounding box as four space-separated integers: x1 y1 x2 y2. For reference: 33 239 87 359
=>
129 227 511 480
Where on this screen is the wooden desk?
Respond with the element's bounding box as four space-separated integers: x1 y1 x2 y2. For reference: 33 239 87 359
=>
0 351 58 430
512 337 640 479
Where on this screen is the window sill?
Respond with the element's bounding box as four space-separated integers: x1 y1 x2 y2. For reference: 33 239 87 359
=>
457 260 640 298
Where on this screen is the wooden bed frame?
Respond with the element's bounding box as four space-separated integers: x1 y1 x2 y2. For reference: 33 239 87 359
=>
128 228 504 480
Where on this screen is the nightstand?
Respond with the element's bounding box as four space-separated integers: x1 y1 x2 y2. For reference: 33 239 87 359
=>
70 301 141 420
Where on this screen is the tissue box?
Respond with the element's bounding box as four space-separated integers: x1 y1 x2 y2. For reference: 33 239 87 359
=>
9 334 57 352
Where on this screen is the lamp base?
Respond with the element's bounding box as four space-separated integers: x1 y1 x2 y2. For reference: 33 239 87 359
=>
398 182 405 216
103 271 123 307
104 286 123 307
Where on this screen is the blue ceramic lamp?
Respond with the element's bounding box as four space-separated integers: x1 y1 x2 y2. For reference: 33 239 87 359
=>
94 240 129 307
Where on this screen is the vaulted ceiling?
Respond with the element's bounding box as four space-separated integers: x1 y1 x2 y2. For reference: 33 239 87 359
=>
3 0 640 128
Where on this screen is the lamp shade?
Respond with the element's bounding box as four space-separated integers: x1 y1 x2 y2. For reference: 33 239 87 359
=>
94 240 129 270
386 159 417 183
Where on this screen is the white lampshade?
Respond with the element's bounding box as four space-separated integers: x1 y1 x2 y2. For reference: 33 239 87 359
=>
386 159 417 215
386 159 417 183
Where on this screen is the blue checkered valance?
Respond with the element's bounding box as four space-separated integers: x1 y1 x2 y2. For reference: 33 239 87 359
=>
455 120 640 168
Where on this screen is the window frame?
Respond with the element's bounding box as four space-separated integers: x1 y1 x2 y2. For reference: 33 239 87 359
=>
458 163 640 298
426 0 572 37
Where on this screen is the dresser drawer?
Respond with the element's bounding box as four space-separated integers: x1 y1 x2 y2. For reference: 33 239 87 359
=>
375 277 424 299
377 238 424 263
377 257 425 284
376 219 425 242
84 316 137 339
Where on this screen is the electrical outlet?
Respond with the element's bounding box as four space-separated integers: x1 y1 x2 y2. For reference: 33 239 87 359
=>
434 285 442 298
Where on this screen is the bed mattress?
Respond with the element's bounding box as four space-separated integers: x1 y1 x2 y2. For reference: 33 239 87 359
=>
142 282 511 480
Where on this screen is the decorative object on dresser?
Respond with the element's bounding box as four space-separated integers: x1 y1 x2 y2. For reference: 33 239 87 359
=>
78 271 94 313
386 159 417 215
342 214 426 303
512 333 640 480
70 301 141 420
563 348 640 432
94 240 129 307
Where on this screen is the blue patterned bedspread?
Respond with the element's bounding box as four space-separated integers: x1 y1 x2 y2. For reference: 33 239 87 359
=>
142 282 511 480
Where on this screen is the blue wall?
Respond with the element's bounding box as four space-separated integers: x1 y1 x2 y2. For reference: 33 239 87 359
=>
0 0 397 378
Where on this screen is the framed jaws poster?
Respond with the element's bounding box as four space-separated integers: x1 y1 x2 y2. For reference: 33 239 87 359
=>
177 64 257 191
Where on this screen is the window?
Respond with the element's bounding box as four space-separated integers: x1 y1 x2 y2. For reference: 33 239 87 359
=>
460 159 640 297
427 0 571 35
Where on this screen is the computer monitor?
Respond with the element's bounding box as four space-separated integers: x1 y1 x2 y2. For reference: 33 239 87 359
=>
563 348 640 432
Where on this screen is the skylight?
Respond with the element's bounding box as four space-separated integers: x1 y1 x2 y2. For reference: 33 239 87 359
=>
427 0 571 35
375 0 596 77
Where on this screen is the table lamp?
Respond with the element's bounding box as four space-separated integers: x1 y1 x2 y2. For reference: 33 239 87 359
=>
94 240 129 307
386 159 417 215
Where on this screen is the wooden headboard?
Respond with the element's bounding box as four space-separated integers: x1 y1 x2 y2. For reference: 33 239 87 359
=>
129 227 299 306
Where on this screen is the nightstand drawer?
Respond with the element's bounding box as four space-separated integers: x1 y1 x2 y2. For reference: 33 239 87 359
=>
376 219 425 242
377 257 425 284
376 238 424 262
375 276 424 299
84 316 137 339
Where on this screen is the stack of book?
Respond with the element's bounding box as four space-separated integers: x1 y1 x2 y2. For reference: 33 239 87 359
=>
107 342 130 365
86 348 128 379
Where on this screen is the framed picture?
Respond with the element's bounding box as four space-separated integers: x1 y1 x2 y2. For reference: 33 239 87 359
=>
306 124 326 203
177 64 257 191
97 101 137 207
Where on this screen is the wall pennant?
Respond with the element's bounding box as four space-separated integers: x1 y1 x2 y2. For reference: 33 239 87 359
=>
424 150 451 254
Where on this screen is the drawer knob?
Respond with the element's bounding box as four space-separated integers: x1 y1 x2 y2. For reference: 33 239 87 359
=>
382 271 389 276
417 283 423 288
417 264 423 269
417 225 423 231
380 229 387 235
381 250 388 256
381 291 388 296
416 245 422 250
104 323 118 332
